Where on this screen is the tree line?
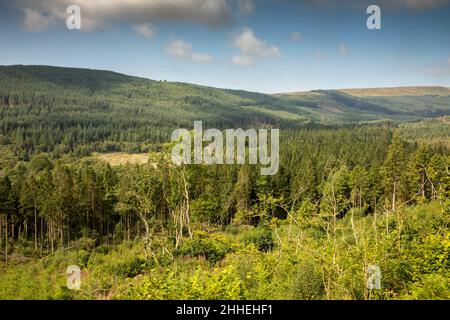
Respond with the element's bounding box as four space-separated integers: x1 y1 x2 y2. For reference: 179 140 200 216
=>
1 126 448 262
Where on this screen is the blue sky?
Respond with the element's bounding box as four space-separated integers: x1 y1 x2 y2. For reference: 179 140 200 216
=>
0 0 449 93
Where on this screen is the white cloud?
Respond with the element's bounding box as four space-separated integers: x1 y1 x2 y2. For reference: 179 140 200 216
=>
14 0 231 31
166 39 213 63
290 32 302 42
17 0 447 34
166 39 192 59
339 43 349 56
133 23 157 39
231 27 280 65
21 7 53 32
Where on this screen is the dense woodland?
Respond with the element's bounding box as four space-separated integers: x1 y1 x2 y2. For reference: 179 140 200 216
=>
1 125 449 299
0 126 447 249
0 66 449 300
1 65 450 160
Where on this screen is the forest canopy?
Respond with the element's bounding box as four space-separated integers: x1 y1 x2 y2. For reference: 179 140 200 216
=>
0 65 449 300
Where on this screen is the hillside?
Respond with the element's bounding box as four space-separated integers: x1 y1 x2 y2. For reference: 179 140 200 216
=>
275 88 450 122
1 66 449 301
338 86 450 97
0 65 449 156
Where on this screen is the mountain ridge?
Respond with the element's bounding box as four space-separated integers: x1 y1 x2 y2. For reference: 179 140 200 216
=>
3 64 449 97
1 65 450 129
0 64 449 155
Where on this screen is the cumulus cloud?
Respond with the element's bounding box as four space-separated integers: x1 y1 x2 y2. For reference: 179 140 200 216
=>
13 0 449 32
233 28 280 58
290 31 302 42
231 27 280 66
339 43 349 56
14 0 232 31
133 23 157 39
166 39 213 63
21 7 53 32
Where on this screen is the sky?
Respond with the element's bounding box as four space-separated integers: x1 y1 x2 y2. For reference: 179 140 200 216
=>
0 0 449 93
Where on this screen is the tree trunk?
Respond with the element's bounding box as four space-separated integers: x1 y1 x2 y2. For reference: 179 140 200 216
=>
0 217 3 255
11 216 14 241
392 180 397 212
421 173 426 199
50 222 54 253
40 217 44 254
34 205 37 251
67 214 70 247
5 216 8 264
181 171 192 239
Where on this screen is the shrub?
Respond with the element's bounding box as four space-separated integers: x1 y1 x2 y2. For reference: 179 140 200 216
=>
108 257 148 278
77 249 91 268
191 197 221 224
175 232 232 263
94 244 110 255
242 227 274 252
406 274 450 300
290 262 325 300
117 266 248 300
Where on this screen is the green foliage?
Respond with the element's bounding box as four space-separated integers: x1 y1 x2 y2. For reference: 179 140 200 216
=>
118 265 247 300
241 227 274 252
289 262 325 300
175 231 232 263
404 274 450 300
1 202 449 300
106 257 148 278
190 197 221 224
0 104 449 300
1 65 449 160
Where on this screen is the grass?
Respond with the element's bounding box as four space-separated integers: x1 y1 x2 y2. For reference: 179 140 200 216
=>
92 152 149 166
1 202 448 300
338 86 450 97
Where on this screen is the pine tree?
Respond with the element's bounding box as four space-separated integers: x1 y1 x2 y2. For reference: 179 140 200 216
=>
382 134 408 211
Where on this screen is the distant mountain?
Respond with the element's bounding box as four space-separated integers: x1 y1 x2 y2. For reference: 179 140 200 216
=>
275 87 450 123
338 86 450 97
0 65 449 152
285 86 450 97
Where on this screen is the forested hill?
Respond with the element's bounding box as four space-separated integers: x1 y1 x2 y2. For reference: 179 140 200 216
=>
0 65 449 155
